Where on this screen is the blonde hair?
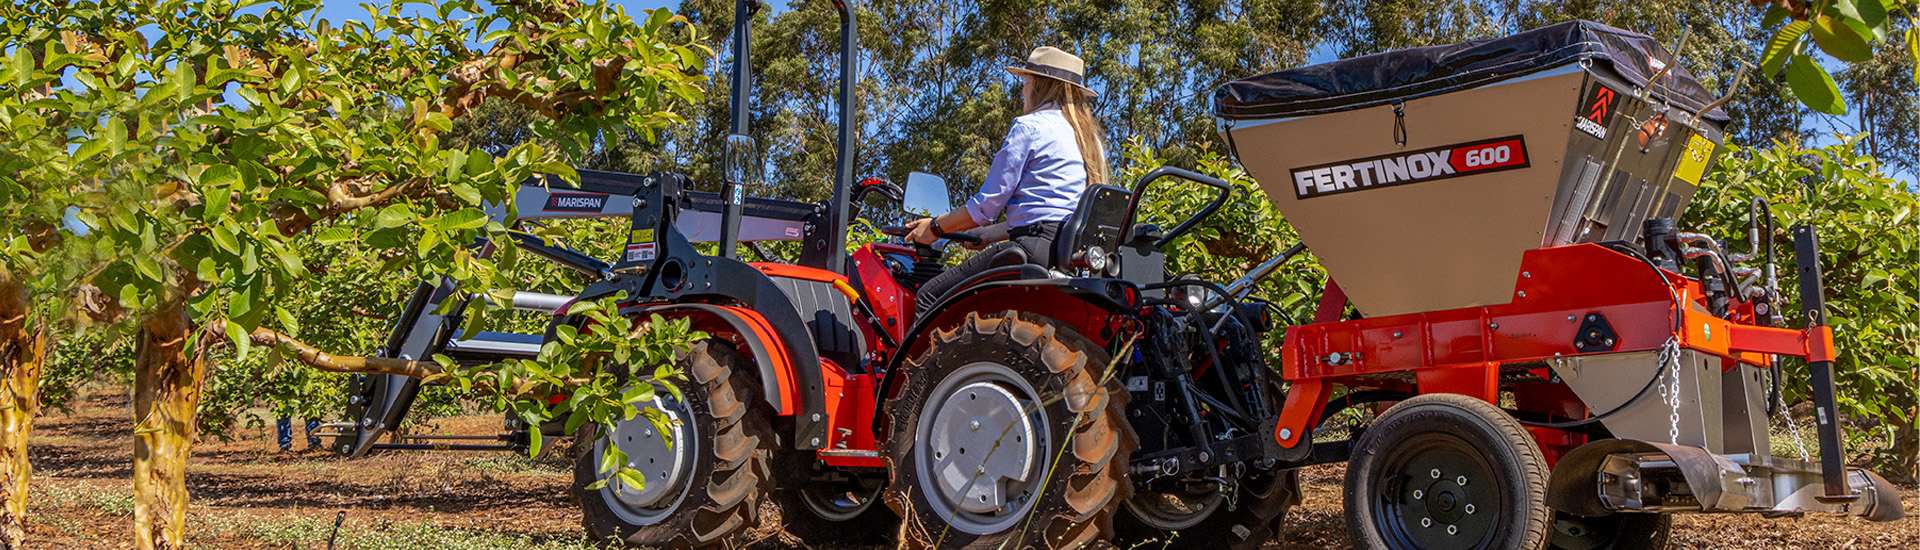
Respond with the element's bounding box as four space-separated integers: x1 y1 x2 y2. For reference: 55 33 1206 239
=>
1028 77 1108 186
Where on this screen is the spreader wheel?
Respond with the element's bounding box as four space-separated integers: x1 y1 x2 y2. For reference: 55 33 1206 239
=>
1344 393 1551 550
570 340 774 549
883 312 1136 550
1549 512 1670 550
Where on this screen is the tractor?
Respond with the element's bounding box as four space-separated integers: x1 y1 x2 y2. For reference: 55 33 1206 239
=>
323 5 1902 550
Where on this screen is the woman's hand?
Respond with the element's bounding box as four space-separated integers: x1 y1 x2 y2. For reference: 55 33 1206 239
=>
904 217 940 245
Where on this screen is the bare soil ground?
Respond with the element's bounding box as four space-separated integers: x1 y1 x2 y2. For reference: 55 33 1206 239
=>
24 388 1918 549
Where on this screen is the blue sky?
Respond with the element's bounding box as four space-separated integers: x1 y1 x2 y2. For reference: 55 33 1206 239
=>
298 1 1907 185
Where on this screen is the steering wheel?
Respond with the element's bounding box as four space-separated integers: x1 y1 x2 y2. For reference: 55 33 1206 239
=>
879 225 981 254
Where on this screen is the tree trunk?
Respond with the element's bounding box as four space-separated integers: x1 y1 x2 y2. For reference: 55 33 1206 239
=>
131 302 207 550
1892 408 1918 484
0 278 46 548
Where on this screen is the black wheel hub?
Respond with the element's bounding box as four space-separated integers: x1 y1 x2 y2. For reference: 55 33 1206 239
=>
1373 434 1501 550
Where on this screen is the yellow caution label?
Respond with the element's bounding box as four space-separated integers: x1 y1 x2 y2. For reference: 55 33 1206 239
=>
630 228 655 242
1673 134 1715 185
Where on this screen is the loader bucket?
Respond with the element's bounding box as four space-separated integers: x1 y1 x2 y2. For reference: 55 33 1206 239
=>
1215 21 1729 317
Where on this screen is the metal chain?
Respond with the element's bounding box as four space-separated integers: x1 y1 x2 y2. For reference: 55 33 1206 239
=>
1661 338 1682 445
1771 365 1813 461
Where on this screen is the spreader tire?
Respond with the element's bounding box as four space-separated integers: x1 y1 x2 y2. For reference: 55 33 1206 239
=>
883 312 1136 550
571 340 774 549
1344 393 1551 550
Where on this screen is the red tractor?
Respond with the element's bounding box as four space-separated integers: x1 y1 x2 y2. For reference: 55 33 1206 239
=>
329 9 1901 550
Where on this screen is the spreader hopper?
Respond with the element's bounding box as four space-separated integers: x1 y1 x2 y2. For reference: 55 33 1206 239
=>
1216 21 1730 317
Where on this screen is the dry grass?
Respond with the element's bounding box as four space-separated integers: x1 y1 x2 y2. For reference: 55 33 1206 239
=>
22 387 1916 549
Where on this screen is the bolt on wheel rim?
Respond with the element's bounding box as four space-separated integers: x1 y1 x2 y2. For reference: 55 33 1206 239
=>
914 362 1049 535
1371 433 1501 550
596 382 697 525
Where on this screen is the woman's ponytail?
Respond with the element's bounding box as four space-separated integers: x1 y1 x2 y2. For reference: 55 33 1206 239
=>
1030 78 1108 186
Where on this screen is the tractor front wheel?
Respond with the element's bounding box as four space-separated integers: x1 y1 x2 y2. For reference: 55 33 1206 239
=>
1344 393 1552 550
884 312 1135 550
571 340 773 549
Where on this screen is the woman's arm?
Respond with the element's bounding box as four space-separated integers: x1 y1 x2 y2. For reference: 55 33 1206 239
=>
906 122 1033 245
904 208 982 245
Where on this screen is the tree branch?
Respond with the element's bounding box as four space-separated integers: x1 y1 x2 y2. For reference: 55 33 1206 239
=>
247 327 590 399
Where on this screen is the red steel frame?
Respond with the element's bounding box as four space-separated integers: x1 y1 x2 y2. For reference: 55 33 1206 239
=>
1272 243 1836 463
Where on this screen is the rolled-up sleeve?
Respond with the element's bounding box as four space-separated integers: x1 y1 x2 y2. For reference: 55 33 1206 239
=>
964 122 1033 226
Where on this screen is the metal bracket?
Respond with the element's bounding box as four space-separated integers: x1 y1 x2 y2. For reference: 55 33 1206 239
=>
1573 312 1618 352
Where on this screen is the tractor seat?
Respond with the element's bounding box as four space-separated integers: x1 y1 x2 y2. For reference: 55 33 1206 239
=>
1050 184 1133 272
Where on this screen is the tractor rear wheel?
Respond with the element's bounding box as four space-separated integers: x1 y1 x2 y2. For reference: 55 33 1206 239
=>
1344 393 1552 550
883 312 1135 550
571 340 774 549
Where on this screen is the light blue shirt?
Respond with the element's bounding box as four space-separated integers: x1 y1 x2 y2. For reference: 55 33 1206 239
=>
964 108 1093 228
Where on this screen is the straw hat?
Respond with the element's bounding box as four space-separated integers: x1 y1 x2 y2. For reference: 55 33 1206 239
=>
1007 46 1096 96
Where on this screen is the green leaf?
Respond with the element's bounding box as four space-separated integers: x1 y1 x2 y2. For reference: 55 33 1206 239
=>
1910 28 1918 85
1763 21 1811 77
132 255 162 283
1853 0 1889 38
201 165 238 222
314 227 354 244
264 239 308 278
459 301 487 341
644 7 672 34
481 29 513 44
437 208 488 232
73 136 109 162
225 320 251 363
1811 16 1874 62
1761 5 1790 29
614 468 646 492
210 223 241 253
374 204 415 228
1786 54 1847 115
422 111 452 133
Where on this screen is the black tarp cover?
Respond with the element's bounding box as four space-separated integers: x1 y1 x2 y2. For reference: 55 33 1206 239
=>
1213 21 1728 121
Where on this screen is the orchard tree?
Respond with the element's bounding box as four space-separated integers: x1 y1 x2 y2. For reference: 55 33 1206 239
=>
1685 135 1920 481
0 0 713 547
1750 0 1918 114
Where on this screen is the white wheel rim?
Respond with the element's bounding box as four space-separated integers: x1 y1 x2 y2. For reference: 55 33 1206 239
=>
914 361 1049 535
595 382 698 525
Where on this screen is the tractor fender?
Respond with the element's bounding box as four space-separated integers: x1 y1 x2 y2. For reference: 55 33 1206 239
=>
627 303 801 418
870 274 1140 437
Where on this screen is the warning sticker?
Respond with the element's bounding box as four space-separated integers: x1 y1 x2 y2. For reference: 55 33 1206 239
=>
1673 134 1716 185
630 228 655 242
624 243 657 263
1288 136 1531 199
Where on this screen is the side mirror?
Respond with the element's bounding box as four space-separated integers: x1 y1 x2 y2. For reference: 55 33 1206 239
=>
903 171 951 217
724 134 760 188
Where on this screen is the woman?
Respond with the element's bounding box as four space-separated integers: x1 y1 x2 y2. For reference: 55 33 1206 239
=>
906 46 1106 316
